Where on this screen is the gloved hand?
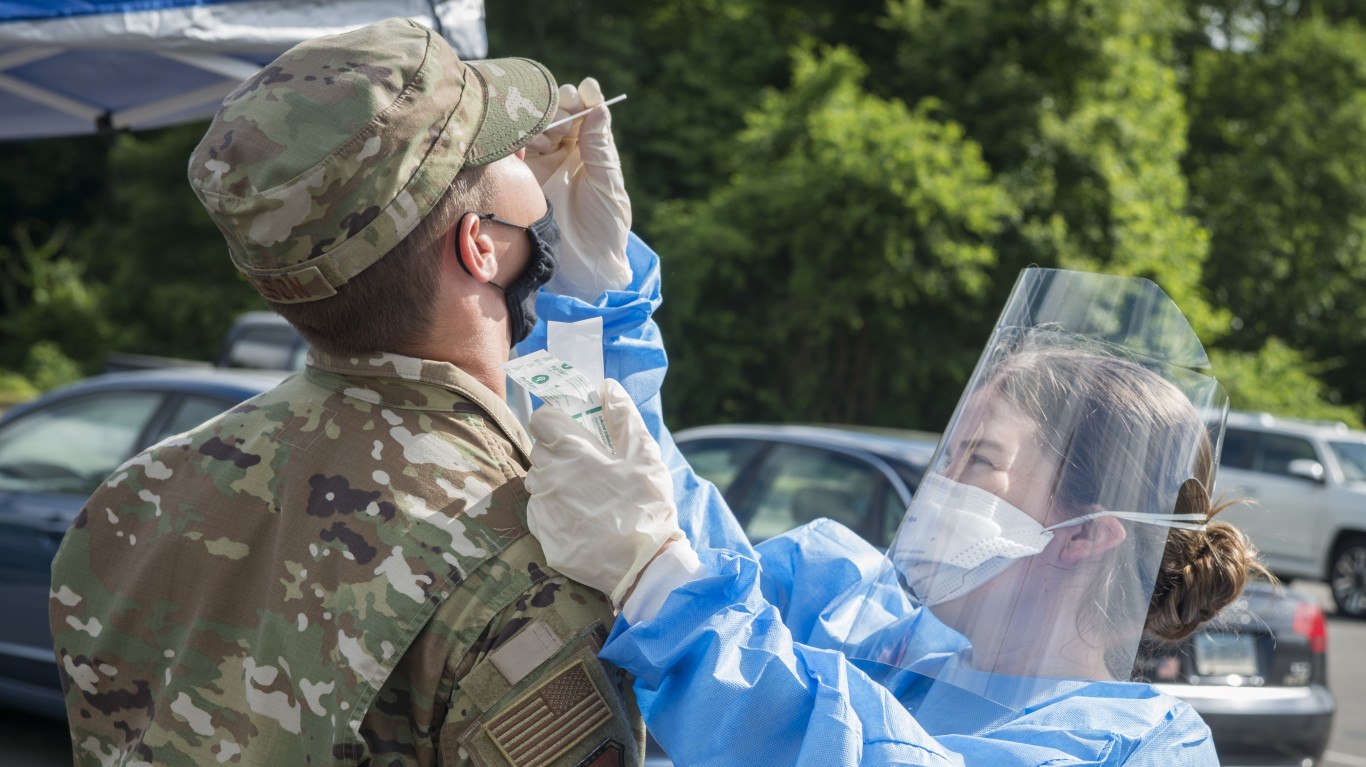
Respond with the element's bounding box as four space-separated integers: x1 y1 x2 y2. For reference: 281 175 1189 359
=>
525 378 681 607
524 77 632 302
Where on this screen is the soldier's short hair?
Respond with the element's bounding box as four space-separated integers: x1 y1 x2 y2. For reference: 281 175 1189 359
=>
268 164 494 355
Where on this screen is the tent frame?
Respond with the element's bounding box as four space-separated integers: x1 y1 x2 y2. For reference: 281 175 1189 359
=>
0 48 256 131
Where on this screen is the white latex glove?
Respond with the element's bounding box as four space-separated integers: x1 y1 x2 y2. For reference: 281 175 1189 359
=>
525 77 632 302
525 378 681 607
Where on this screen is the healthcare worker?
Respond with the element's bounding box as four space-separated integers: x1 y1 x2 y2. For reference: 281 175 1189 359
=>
523 268 1270 767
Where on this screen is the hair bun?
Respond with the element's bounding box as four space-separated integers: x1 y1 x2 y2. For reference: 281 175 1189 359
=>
1145 513 1270 643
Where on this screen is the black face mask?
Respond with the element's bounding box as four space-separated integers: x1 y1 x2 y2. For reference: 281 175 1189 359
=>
459 201 562 346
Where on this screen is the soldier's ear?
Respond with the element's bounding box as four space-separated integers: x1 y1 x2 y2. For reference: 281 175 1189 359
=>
450 213 498 283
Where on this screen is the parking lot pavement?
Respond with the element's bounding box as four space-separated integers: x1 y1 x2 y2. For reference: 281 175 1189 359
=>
1293 581 1366 767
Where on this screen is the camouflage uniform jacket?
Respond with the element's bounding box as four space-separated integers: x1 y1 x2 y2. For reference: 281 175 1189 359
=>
50 350 644 767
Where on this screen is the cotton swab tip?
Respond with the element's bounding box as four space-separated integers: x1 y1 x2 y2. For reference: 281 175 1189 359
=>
543 94 628 131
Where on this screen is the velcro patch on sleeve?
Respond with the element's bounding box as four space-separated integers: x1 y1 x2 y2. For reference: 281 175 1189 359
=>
485 660 612 767
490 619 565 686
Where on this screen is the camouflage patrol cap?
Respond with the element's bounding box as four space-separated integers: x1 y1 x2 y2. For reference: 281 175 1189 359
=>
188 17 557 303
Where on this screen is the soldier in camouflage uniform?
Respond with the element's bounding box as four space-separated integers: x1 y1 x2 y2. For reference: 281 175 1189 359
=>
49 17 644 767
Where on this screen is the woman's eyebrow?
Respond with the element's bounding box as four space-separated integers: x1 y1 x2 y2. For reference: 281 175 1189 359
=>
957 437 1007 456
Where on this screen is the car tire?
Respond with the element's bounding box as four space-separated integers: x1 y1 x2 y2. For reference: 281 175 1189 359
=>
1330 535 1366 618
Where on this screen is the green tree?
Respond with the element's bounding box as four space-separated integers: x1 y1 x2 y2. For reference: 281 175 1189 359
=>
882 0 1220 333
486 0 891 231
70 123 262 362
1175 0 1366 57
0 134 110 240
0 133 116 394
1211 341 1362 426
654 47 1016 429
2 2 1360 429
503 0 1353 428
1186 19 1366 411
0 124 255 376
0 225 112 381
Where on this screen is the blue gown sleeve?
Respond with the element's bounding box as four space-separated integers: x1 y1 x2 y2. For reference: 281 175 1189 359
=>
601 527 1221 767
517 233 754 558
602 544 964 767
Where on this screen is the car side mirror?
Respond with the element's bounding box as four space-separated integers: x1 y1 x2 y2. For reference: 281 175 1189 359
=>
1287 458 1325 483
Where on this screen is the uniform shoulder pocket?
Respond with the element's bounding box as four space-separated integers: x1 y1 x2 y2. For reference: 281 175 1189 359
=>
443 621 642 767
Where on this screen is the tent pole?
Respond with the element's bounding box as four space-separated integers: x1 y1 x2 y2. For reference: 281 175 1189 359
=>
111 81 237 129
156 52 261 83
0 71 103 122
0 47 64 71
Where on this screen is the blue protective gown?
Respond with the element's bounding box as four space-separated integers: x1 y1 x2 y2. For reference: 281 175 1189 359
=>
522 235 1219 767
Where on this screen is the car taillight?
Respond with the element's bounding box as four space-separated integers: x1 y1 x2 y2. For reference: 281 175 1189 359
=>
1292 601 1327 654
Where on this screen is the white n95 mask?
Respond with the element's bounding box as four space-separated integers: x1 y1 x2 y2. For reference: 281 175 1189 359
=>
894 473 1208 606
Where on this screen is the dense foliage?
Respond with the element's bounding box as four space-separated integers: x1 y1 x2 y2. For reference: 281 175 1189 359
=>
2 0 1364 429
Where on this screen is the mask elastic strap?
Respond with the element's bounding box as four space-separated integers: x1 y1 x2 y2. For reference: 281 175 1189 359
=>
455 211 520 290
1046 511 1209 533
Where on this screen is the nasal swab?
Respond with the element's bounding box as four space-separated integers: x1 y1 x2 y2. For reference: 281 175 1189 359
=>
544 94 628 131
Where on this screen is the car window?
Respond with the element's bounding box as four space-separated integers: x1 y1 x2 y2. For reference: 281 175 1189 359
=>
225 323 304 370
0 392 163 495
146 395 236 446
1251 433 1319 476
676 438 764 494
1220 428 1255 470
289 343 311 371
1329 441 1366 482
740 444 880 542
882 459 923 547
880 488 908 548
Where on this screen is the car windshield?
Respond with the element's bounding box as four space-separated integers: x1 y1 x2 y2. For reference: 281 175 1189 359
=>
1329 440 1366 482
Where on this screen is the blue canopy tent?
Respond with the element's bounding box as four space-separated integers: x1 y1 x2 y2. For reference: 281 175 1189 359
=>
0 0 486 140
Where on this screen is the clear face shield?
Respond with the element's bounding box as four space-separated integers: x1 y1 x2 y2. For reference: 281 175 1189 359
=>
832 269 1228 712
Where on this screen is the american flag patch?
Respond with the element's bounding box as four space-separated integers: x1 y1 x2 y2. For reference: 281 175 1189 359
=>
486 660 612 767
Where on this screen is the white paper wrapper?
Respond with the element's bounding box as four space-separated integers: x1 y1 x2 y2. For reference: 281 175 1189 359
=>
503 350 614 453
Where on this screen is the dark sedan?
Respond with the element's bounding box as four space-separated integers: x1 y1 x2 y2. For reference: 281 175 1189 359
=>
1136 582 1335 766
0 367 287 718
675 423 1335 767
674 423 939 548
